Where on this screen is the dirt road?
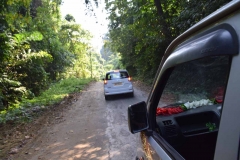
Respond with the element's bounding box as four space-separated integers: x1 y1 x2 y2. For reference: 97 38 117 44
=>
12 81 149 160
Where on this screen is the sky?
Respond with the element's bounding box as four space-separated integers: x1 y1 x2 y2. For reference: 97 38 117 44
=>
60 0 109 51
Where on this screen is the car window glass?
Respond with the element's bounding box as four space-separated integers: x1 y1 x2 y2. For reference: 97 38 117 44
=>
156 55 231 160
120 71 129 78
158 56 229 107
106 71 129 80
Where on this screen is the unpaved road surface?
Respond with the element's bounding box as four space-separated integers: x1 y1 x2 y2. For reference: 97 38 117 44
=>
12 81 149 160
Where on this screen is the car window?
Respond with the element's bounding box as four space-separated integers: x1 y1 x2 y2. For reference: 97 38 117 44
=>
106 71 129 80
156 55 231 160
158 56 230 108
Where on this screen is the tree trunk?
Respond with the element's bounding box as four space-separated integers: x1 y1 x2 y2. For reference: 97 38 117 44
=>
154 0 173 42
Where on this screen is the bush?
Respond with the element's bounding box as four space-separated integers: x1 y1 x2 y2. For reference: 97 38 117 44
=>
0 78 93 124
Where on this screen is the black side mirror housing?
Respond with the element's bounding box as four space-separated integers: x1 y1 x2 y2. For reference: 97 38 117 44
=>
128 101 149 134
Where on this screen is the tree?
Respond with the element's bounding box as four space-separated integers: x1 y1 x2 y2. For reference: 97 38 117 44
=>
65 14 75 22
104 0 231 83
0 0 92 110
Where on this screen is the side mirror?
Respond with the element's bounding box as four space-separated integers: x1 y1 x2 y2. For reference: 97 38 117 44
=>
102 78 105 81
128 101 149 134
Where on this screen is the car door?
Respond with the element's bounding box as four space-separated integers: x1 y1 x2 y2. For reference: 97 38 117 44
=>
144 8 240 160
148 56 232 160
128 2 240 159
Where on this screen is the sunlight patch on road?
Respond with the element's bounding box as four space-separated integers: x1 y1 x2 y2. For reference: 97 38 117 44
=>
110 150 121 157
85 147 102 153
74 143 91 149
48 142 63 148
87 135 95 139
73 145 106 160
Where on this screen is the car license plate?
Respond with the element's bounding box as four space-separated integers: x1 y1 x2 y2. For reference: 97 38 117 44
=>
114 82 122 86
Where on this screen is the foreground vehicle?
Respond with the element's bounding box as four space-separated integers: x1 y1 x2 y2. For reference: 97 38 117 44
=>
128 1 240 160
103 70 134 100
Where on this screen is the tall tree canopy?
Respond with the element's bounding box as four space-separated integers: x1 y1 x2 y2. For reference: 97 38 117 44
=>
0 0 105 110
104 0 231 83
0 0 232 111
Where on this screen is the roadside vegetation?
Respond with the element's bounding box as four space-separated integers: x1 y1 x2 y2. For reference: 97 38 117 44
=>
0 0 232 125
0 78 93 124
103 0 231 84
0 0 108 125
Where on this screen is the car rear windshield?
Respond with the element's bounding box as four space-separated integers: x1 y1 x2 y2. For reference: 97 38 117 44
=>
106 71 129 80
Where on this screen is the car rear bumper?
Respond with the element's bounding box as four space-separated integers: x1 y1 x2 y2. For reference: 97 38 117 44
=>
104 88 134 96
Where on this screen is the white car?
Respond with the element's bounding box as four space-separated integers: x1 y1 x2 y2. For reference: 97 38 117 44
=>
103 70 134 100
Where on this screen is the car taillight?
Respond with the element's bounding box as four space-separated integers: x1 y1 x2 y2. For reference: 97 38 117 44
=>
128 77 131 81
104 80 107 84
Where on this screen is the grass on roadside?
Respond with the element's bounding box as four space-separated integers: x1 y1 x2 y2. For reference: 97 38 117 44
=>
24 78 92 106
133 76 154 85
0 78 93 124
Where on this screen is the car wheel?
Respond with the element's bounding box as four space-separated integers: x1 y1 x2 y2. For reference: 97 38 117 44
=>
105 95 109 100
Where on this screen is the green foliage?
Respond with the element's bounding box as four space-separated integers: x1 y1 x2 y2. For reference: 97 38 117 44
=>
0 0 103 118
14 31 43 44
174 0 231 33
100 36 124 74
0 30 51 109
106 53 123 70
105 0 167 80
23 78 92 106
105 0 231 83
0 76 29 110
58 19 105 80
206 122 216 131
0 78 93 124
65 14 75 22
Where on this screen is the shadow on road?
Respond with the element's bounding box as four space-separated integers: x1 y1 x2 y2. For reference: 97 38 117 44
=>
105 94 134 101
